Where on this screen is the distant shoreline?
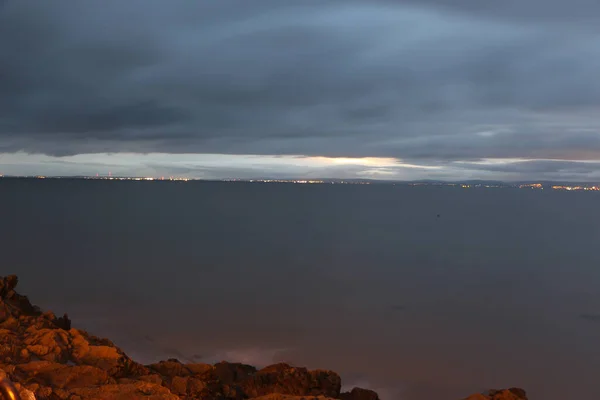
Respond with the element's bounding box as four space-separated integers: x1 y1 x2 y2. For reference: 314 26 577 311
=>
2 175 600 191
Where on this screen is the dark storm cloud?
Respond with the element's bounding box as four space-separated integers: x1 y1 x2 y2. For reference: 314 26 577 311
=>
2 0 600 175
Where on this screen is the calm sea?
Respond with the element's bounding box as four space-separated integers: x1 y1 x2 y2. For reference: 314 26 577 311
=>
2 180 600 399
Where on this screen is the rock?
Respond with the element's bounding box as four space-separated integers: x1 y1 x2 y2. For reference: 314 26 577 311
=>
1 368 36 400
68 381 180 400
169 375 189 395
0 275 18 298
0 329 23 363
0 303 10 324
113 359 152 379
213 361 257 384
251 396 337 400
340 387 380 400
18 386 37 400
465 388 528 400
241 363 341 398
70 329 125 372
15 361 112 389
55 314 71 331
148 359 193 377
13 383 37 400
23 327 70 363
186 376 210 395
50 387 70 399
185 362 214 376
0 276 40 316
165 373 239 399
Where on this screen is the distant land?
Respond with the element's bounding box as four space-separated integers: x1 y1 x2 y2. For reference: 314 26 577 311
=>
1 174 600 191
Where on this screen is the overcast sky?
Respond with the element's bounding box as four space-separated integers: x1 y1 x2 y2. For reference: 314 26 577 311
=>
2 0 600 181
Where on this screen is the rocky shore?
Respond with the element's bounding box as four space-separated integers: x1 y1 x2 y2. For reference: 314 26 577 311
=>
0 275 526 400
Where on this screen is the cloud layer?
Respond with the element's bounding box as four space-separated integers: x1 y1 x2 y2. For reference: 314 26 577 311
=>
2 0 600 179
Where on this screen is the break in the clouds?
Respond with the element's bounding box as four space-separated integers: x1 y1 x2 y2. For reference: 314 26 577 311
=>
2 0 600 180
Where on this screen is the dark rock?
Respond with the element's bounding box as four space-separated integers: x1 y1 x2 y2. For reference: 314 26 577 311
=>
465 388 528 400
0 275 18 298
55 314 71 331
112 358 151 379
213 361 256 384
0 276 40 316
250 397 337 400
506 388 527 398
148 359 193 378
241 363 342 398
341 387 380 400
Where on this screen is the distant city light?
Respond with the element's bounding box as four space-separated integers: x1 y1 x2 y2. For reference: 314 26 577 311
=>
551 185 599 191
519 183 543 189
2 175 600 192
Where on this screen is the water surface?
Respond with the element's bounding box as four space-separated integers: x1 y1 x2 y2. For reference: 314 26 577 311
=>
2 180 600 399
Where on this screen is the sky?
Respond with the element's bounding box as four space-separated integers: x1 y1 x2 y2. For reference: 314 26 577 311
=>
2 0 600 181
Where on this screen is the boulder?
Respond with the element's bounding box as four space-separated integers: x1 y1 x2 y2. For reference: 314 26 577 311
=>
149 359 194 377
70 329 123 370
23 327 70 363
213 361 257 384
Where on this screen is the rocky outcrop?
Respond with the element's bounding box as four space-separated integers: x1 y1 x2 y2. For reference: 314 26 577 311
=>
340 388 380 400
464 388 528 400
0 276 526 400
240 363 341 398
250 396 336 400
